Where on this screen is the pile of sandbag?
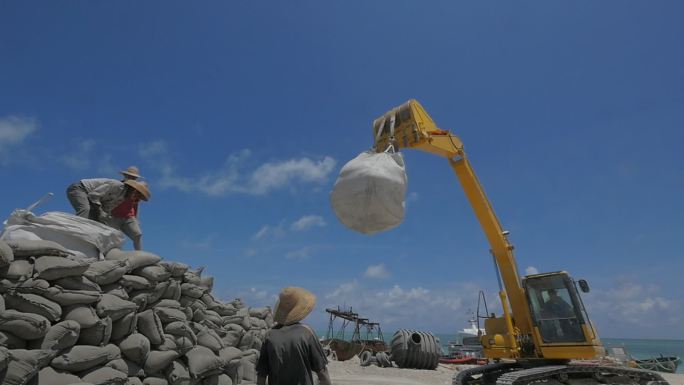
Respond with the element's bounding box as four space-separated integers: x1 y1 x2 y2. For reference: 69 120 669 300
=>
0 238 273 385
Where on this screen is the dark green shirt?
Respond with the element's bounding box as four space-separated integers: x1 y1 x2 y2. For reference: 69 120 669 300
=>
256 323 328 385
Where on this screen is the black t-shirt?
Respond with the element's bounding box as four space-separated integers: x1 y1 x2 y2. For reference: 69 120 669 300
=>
256 323 328 385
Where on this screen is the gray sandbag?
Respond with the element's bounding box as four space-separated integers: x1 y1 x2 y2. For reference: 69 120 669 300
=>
180 297 206 312
1 259 34 280
223 324 244 334
0 331 26 349
164 322 197 345
142 377 167 385
62 304 101 329
199 294 220 310
211 303 237 317
104 343 122 361
249 317 267 330
185 345 224 380
119 275 153 291
97 294 137 322
183 306 193 321
164 360 190 385
240 349 259 383
50 345 110 372
220 331 242 348
158 261 188 278
110 312 138 342
154 306 187 324
37 366 83 385
160 279 181 301
43 286 101 306
204 311 223 327
105 249 161 271
40 320 81 351
136 309 164 345
54 275 101 291
119 333 150 366
33 256 89 280
222 315 250 331
77 316 112 346
100 283 130 300
126 378 144 385
191 309 207 323
230 298 246 310
0 240 14 266
12 278 49 296
0 291 4 311
0 346 9 372
144 350 179 375
196 327 224 353
80 366 128 385
0 309 50 339
182 271 201 286
4 239 72 258
148 281 169 304
128 292 148 311
133 265 171 282
202 374 233 385
84 260 128 285
180 284 202 298
150 299 181 309
217 347 241 366
105 358 145 377
248 307 270 319
4 349 55 385
156 335 177 352
173 335 195 356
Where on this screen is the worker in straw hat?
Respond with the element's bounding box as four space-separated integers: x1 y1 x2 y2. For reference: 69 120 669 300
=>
66 165 143 220
256 287 332 385
88 178 151 250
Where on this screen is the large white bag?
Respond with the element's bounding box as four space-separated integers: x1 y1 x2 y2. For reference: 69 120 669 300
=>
1 210 125 260
330 150 408 234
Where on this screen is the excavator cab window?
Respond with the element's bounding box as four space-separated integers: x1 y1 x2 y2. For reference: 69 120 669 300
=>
524 274 587 344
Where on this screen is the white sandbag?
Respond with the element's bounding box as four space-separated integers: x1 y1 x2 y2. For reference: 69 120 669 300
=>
330 150 407 234
1 210 125 260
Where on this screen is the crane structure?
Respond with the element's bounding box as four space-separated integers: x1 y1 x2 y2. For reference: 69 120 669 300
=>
370 100 666 385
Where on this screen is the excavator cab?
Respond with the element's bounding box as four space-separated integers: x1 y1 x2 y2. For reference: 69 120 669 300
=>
523 272 602 359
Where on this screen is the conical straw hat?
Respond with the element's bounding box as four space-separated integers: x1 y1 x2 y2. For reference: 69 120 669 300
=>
273 287 316 325
124 180 151 201
120 166 142 179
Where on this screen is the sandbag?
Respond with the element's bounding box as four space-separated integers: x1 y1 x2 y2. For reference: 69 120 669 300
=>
1 210 124 260
158 262 188 278
53 275 101 291
33 256 89 280
137 309 165 345
80 366 128 385
119 333 151 365
111 312 138 342
3 349 55 385
220 331 242 348
161 279 181 301
330 150 407 234
84 260 128 285
157 334 178 352
144 350 179 375
105 249 161 271
40 320 81 351
164 322 197 345
50 345 111 372
1 259 34 280
0 239 14 266
154 306 187 324
196 327 224 353
248 307 270 319
4 291 62 322
0 309 50 339
185 345 224 380
78 316 112 346
151 299 181 309
240 349 260 383
97 294 138 322
105 358 145 377
13 278 49 295
62 305 101 329
164 360 191 385
119 275 153 290
173 335 195 356
101 283 130 300
133 265 171 282
3 239 72 258
0 331 26 349
43 286 102 306
180 283 204 299
38 366 83 385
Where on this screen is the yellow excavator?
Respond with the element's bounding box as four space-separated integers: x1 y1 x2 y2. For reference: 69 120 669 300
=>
370 100 667 385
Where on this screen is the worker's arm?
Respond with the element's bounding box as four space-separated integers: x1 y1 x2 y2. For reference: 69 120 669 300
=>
316 368 332 385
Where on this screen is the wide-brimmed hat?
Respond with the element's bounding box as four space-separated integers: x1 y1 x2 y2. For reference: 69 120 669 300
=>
273 287 316 325
124 180 151 201
120 166 142 179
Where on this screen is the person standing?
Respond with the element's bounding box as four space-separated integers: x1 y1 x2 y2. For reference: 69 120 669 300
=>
256 287 332 385
89 179 150 250
66 166 143 220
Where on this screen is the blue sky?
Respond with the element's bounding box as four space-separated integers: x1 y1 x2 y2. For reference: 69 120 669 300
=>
1 1 683 338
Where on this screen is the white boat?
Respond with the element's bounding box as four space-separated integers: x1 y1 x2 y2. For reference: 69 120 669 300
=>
446 317 485 359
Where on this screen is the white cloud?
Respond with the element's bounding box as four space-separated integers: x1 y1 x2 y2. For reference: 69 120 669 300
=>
252 224 286 240
364 264 390 279
141 142 336 197
286 246 313 260
525 266 539 275
0 115 37 147
59 139 96 170
291 215 326 231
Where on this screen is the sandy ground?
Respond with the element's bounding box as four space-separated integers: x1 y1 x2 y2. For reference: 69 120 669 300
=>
327 357 684 385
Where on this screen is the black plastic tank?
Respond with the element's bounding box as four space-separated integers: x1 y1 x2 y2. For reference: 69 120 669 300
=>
390 329 440 369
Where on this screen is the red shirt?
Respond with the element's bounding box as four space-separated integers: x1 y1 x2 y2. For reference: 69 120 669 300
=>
111 198 138 218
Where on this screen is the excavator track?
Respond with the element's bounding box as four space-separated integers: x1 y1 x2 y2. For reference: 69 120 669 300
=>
454 363 669 385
